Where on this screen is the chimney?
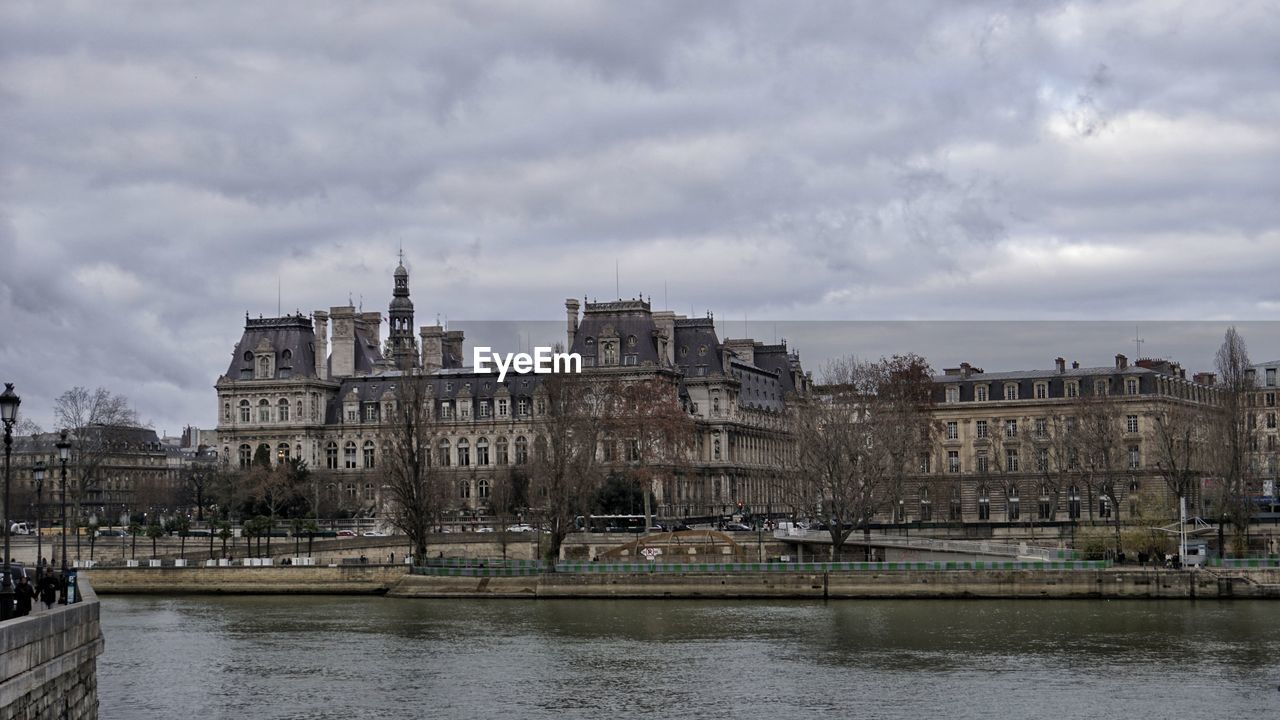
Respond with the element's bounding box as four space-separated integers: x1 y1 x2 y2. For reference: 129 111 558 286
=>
313 310 329 380
443 330 465 369
1072 361 1080 369
565 298 580 349
1055 357 1065 374
420 325 443 373
329 306 356 378
1115 354 1128 370
359 312 382 347
960 362 972 379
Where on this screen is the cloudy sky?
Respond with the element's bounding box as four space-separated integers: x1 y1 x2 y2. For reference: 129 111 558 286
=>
3 1 1279 435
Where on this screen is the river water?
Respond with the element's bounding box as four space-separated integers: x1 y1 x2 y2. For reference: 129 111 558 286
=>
98 595 1280 719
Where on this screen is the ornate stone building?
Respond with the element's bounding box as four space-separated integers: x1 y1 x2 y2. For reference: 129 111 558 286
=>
213 260 810 520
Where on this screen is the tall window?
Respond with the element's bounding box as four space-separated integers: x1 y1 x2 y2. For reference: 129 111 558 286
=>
1128 445 1140 469
239 444 252 469
364 483 375 500
947 450 960 473
438 439 451 467
326 442 338 470
1034 419 1047 438
457 438 470 467
278 398 290 422
498 399 508 417
476 437 490 466
1068 485 1081 519
515 436 528 464
518 398 530 416
496 437 509 465
1126 378 1139 395
1036 448 1049 472
1004 384 1018 400
978 485 990 520
277 443 290 463
949 486 962 521
946 421 958 440
1005 448 1019 472
239 400 250 422
258 399 271 423
1038 485 1052 520
976 420 988 439
946 386 959 403
363 440 375 469
976 451 989 474
1066 382 1079 398
1035 383 1048 399
459 480 470 499
1127 414 1139 433
976 386 989 402
344 441 357 469
365 404 378 422
478 401 491 418
919 454 931 474
919 486 932 522
478 479 490 499
1005 419 1017 438
1007 485 1020 521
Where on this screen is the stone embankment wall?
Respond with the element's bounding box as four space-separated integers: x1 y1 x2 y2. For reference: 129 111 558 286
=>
0 582 103 720
389 567 1280 600
83 565 408 595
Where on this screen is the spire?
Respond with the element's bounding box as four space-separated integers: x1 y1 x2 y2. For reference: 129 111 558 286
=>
388 255 417 369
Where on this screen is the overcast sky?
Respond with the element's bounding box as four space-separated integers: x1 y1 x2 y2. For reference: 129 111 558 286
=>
3 1 1279 435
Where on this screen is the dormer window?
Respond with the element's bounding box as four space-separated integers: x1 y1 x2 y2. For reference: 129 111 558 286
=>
975 385 989 402
1004 383 1018 400
945 386 959 403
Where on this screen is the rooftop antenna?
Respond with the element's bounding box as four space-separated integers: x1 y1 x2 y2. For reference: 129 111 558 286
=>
277 275 281 317
615 259 620 300
398 239 404 266
1135 325 1145 359
664 280 668 310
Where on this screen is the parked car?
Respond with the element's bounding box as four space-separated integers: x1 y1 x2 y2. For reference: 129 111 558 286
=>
336 530 357 538
721 522 752 532
505 524 536 533
361 531 387 537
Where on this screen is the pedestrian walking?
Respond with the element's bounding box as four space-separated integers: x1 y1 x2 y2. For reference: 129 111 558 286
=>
14 575 34 617
37 569 58 610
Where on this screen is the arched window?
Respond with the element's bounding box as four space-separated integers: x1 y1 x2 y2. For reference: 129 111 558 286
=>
238 444 252 469
495 437 509 465
344 441 357 469
239 400 251 423
282 348 293 362
326 441 338 470
919 486 932 522
457 438 470 467
1038 484 1052 520
438 439 451 467
258 399 271 423
459 480 471 499
514 436 528 465
977 485 990 521
345 483 356 499
278 398 290 422
478 479 490 499
476 437 490 466
277 443 290 464
363 440 375 469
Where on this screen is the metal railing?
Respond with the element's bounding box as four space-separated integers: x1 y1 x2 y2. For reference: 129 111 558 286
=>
774 529 1076 560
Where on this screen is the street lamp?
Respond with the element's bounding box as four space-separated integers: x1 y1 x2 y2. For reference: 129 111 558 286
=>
56 429 71 604
33 461 45 573
0 383 20 621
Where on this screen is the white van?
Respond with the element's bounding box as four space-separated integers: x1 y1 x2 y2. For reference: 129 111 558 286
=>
8 522 30 535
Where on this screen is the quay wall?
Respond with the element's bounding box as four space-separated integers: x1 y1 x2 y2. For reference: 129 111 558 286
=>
0 582 103 720
82 565 407 595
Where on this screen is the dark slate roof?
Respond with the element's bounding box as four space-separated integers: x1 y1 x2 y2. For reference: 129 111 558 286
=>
673 318 723 377
729 361 786 413
325 370 545 423
751 343 799 396
569 300 662 366
226 315 318 380
353 323 383 373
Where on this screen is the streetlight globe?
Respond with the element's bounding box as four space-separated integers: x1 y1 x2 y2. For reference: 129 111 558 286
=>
0 383 19 424
33 461 45 484
56 430 71 461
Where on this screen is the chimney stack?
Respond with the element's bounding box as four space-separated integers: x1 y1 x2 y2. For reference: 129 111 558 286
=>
313 310 329 380
1055 357 1065 374
1116 354 1128 370
565 298 580 349
1072 361 1080 369
960 362 972 379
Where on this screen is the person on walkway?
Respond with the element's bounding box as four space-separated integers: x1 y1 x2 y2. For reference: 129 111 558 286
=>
37 569 58 611
14 575 34 617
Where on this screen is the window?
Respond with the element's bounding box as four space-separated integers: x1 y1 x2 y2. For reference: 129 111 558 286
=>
919 486 932 522
1035 383 1048 399
537 399 546 415
946 421 958 440
1005 419 1017 438
345 483 356 500
1005 448 1019 472
919 454 931 474
498 399 509 417
1128 445 1140 469
1034 419 1047 438
457 438 470 467
1095 379 1108 396
1007 485 1020 521
238 444 252 469
1126 415 1139 433
978 485 990 520
346 409 356 423
949 486 962 521
496 437 509 465
364 483 375 501
1038 485 1052 520
976 451 989 474
1036 448 1048 472
459 480 471 499
976 420 989 439
976 385 989 402
277 443 290 463
363 441 375 469
1126 378 1139 395
947 450 960 473
1268 368 1277 387
479 401 491 418
239 400 250 423
518 398 530 416
476 437 490 466
365 404 377 422
478 479 490 499
515 436 528 465
626 439 641 463
1269 413 1277 429
440 401 453 420
945 386 959 403
326 442 338 470
1267 392 1276 407
344 441 357 469
1004 384 1019 400
1068 486 1081 519
258 399 271 423
1066 381 1079 398
438 439 451 467
1099 495 1112 518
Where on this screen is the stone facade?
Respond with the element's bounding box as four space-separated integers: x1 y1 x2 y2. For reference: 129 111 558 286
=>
0 583 103 720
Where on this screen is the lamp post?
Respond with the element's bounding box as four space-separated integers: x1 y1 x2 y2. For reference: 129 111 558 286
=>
56 430 71 604
0 383 20 621
33 461 45 572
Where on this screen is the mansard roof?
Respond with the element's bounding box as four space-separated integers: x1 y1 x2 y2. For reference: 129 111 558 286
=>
570 299 663 366
672 317 724 376
226 314 318 380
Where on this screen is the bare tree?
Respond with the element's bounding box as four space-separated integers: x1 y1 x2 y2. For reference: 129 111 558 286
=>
878 354 937 530
604 374 696 528
53 386 140 532
381 373 442 565
1150 399 1212 558
1074 390 1128 556
1210 326 1255 554
529 371 604 567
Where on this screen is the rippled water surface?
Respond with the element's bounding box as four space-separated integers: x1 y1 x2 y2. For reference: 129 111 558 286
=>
99 596 1280 719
